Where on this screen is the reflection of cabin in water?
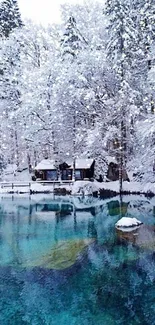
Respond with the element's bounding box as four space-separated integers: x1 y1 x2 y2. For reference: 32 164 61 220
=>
107 200 129 216
35 198 98 224
34 158 95 181
35 201 73 219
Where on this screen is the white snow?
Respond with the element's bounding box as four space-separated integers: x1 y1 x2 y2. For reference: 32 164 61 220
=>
2 168 32 182
72 180 98 195
34 158 94 170
71 180 145 196
0 178 155 196
105 156 117 164
75 158 94 169
34 159 56 170
0 182 72 194
98 181 143 193
115 217 143 228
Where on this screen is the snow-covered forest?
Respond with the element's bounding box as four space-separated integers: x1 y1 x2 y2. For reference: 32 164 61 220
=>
0 0 155 182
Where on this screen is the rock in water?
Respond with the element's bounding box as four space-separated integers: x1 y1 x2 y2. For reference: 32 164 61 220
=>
115 217 143 230
23 238 95 270
116 225 155 251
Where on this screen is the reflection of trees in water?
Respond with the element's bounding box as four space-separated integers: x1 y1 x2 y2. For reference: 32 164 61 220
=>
36 202 73 221
126 199 153 220
107 200 129 217
107 198 155 220
88 220 97 239
78 196 96 206
28 204 33 225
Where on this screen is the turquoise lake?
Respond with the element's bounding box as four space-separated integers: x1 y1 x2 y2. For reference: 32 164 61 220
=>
0 194 155 325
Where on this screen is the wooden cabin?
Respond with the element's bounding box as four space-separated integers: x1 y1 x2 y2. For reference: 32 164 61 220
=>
59 159 95 181
34 158 95 181
74 158 95 180
34 159 58 181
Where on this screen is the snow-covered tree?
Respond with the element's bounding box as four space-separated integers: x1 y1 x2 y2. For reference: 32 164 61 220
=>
61 15 86 57
0 0 23 38
104 0 155 186
0 0 155 182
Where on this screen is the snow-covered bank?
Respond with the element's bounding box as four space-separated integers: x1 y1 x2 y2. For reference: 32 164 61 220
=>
0 180 155 196
100 180 155 196
0 182 72 195
72 180 155 196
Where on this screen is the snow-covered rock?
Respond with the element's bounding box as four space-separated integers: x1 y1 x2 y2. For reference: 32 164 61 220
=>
115 217 143 230
72 181 99 196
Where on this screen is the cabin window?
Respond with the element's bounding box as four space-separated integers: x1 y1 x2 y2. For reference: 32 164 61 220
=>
46 170 57 180
75 170 82 180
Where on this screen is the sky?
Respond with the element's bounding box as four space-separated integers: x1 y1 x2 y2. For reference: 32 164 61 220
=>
19 0 85 25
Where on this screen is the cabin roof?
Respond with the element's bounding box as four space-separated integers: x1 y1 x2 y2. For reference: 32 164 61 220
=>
34 158 94 170
74 158 94 169
34 159 56 170
60 158 94 169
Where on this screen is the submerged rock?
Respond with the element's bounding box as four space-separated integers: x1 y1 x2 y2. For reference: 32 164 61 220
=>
116 225 155 251
115 217 143 230
24 238 95 270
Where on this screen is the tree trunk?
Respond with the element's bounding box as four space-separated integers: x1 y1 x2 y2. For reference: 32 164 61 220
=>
14 122 19 167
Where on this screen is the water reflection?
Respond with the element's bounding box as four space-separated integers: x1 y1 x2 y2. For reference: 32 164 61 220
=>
0 195 155 324
107 200 129 216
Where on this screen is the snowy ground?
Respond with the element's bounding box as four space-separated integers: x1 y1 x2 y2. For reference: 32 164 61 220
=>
0 182 72 194
72 180 155 196
102 180 155 194
0 179 155 195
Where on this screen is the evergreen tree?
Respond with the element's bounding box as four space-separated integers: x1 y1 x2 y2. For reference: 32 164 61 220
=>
140 0 155 112
0 0 23 38
61 16 86 57
104 0 142 189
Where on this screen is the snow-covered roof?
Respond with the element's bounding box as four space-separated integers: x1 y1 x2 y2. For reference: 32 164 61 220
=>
34 159 56 170
65 158 94 169
75 158 94 169
35 158 94 170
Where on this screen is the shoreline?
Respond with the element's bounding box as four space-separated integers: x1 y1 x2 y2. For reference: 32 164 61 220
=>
0 179 155 197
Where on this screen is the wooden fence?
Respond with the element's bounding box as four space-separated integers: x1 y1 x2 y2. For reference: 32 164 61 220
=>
0 180 74 190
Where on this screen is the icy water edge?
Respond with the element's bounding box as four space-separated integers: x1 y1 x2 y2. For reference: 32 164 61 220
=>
0 194 155 325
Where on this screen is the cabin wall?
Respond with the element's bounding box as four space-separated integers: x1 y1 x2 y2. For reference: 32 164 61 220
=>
61 169 72 180
35 169 58 180
75 168 94 180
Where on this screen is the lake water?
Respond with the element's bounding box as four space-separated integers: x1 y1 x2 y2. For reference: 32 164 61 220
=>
0 194 155 325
